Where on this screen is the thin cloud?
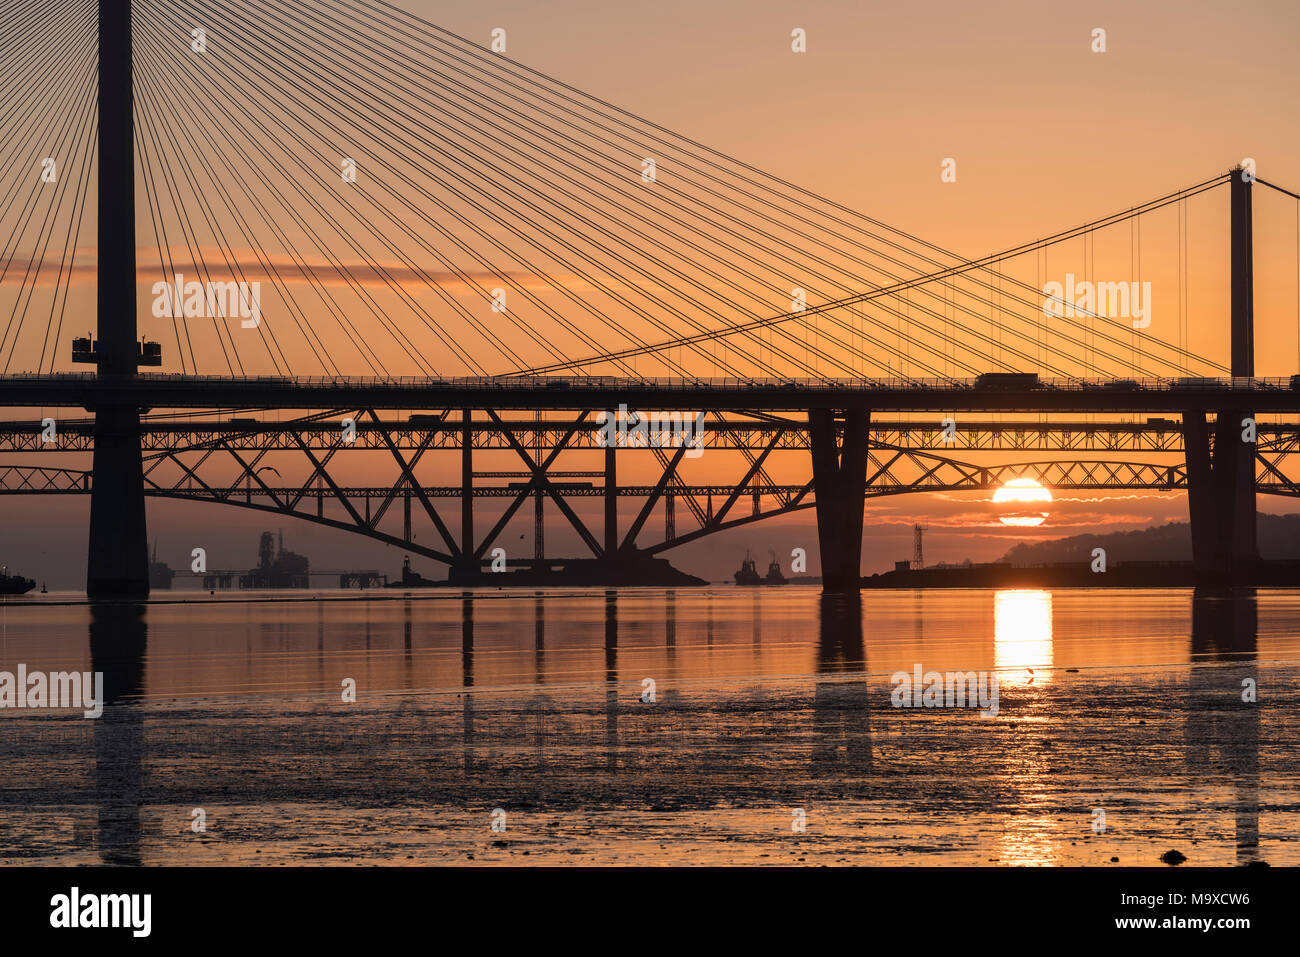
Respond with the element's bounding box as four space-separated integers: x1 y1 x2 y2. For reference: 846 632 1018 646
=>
0 245 591 294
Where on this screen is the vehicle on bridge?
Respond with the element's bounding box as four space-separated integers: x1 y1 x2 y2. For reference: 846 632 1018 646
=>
974 372 1040 390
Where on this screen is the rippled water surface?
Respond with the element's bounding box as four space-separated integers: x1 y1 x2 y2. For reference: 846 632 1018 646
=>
1 586 1296 865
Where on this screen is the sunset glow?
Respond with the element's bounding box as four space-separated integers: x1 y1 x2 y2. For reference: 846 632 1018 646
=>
992 478 1053 527
1 0 1298 894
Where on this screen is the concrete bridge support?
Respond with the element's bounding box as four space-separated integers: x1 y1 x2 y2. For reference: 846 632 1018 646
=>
87 0 149 600
604 424 617 559
1227 166 1258 567
1184 411 1257 582
1185 170 1263 582
809 409 869 594
1182 167 1259 584
88 408 150 599
449 408 476 583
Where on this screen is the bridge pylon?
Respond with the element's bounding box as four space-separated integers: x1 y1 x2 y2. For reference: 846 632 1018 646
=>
87 0 149 600
809 409 869 593
1226 165 1258 563
1182 167 1259 584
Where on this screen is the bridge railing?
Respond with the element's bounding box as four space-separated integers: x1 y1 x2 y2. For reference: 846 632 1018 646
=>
115 373 1300 392
4 373 1297 392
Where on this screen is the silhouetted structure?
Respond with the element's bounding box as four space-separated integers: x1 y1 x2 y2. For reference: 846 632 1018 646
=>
86 0 149 600
734 552 761 585
148 540 174 590
241 530 309 589
4 0 1284 601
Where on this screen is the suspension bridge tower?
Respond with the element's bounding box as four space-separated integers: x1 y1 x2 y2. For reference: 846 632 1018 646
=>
1227 164 1258 564
86 0 150 599
1183 166 1258 582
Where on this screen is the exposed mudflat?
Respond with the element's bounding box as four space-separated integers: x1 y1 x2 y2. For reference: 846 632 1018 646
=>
0 587 1296 865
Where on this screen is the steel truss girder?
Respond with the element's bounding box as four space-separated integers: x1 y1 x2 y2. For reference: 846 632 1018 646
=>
5 425 1299 564
7 418 1300 454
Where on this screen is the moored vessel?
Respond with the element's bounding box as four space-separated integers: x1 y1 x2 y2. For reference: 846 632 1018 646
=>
734 551 762 585
764 552 788 585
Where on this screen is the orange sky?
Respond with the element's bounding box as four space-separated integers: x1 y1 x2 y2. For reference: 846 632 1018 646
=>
3 0 1300 583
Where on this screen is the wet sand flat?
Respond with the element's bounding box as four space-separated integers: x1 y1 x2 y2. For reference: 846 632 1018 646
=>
0 587 1295 865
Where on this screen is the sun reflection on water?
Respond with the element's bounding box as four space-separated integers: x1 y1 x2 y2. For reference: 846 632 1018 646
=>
994 589 1054 686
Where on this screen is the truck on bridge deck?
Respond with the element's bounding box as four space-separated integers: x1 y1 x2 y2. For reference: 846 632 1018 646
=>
974 372 1041 390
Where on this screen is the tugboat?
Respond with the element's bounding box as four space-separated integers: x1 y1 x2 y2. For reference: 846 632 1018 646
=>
734 551 762 586
385 555 438 588
764 551 788 585
0 565 36 596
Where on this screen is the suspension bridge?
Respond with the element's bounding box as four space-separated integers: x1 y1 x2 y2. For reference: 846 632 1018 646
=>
2 0 1300 595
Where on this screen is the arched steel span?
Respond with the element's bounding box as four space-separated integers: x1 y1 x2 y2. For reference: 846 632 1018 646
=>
6 449 1299 567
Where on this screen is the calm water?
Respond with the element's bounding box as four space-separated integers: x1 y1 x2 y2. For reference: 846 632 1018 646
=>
1 586 1297 865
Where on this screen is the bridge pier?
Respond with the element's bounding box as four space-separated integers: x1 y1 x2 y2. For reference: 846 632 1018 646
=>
1227 166 1258 567
809 409 869 594
87 407 149 599
450 407 476 583
1183 168 1260 585
534 486 545 565
1182 167 1261 584
87 0 149 600
604 421 617 559
1184 410 1258 583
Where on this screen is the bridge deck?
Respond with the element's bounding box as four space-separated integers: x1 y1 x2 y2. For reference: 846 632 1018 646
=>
1 374 1299 412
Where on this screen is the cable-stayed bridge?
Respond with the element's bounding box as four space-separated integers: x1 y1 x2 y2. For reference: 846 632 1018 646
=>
2 0 1300 595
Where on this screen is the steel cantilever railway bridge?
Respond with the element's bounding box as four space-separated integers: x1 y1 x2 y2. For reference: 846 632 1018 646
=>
2 0 1299 595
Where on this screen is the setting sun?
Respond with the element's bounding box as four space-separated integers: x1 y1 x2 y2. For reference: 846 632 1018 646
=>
992 478 1053 527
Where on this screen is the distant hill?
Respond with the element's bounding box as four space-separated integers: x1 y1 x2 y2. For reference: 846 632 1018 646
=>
998 513 1300 565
